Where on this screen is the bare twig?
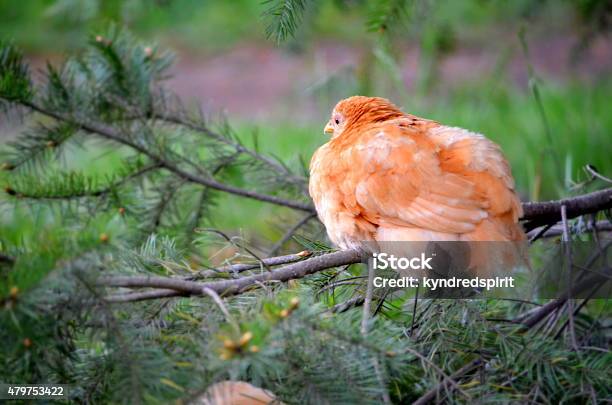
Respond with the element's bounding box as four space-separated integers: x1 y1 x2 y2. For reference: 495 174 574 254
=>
202 287 240 333
373 359 391 405
330 296 365 313
585 164 612 184
361 264 376 335
102 249 363 302
561 205 578 350
412 359 481 405
516 268 611 329
553 286 598 341
528 223 555 244
268 213 317 256
191 252 311 280
515 239 612 328
103 288 186 302
409 287 420 336
359 262 391 405
199 228 273 272
527 220 612 240
158 113 307 187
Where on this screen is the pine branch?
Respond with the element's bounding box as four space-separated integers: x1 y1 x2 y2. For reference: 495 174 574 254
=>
263 0 309 44
2 121 78 171
158 113 307 188
515 266 611 329
331 296 365 313
409 251 612 405
189 251 312 280
5 163 160 200
412 359 482 405
268 212 317 256
14 100 314 212
100 249 363 302
0 41 32 106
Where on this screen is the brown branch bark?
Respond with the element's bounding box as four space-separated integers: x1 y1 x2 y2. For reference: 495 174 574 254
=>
521 188 612 231
102 249 363 302
190 251 312 280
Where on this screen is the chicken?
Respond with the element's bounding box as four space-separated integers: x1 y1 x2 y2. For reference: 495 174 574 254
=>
309 96 526 275
192 381 283 405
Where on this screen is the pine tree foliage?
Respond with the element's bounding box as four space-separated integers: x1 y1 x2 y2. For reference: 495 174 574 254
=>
263 0 310 44
262 0 418 44
0 27 610 404
0 41 32 108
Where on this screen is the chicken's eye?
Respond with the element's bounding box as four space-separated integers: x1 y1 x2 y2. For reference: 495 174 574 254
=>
334 118 340 125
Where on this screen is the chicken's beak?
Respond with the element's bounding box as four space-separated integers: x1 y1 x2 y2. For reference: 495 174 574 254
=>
323 122 334 135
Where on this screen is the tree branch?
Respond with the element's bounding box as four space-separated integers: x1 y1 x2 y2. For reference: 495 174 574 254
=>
157 113 307 187
16 100 314 213
8 163 161 201
514 268 610 329
267 213 317 256
101 249 363 302
189 251 312 280
526 220 612 240
521 188 612 231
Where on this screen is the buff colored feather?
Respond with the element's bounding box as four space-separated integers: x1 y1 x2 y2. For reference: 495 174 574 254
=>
193 381 282 405
310 96 526 274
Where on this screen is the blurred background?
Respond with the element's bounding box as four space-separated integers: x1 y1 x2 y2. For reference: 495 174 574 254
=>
1 0 611 238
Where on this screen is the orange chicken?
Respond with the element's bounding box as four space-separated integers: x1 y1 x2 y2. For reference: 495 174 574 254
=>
309 96 526 274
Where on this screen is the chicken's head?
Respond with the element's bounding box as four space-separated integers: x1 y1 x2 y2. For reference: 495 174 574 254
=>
323 95 404 138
